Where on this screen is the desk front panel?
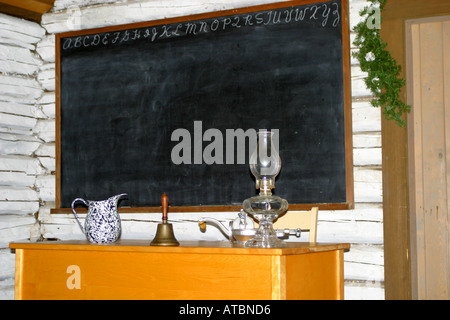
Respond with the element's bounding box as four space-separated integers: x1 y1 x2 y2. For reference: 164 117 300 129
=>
16 248 274 300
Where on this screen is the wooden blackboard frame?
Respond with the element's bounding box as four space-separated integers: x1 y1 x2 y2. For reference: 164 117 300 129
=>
53 0 353 213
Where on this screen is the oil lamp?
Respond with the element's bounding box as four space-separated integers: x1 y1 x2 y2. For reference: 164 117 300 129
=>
243 130 288 248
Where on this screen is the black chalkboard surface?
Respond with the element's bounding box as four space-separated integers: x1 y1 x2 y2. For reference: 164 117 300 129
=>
55 0 353 212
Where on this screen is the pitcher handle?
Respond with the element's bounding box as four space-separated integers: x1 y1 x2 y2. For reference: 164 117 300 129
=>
71 198 88 234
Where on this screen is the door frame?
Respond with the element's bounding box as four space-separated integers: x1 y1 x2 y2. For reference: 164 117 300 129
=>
380 0 450 300
405 14 450 300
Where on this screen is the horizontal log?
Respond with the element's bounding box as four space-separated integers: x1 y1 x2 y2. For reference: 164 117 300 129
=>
0 132 40 143
0 44 41 65
0 74 42 101
0 155 45 175
0 200 39 214
352 101 381 133
318 219 383 244
43 0 372 34
43 0 276 33
353 147 382 166
0 13 45 40
0 101 37 118
0 223 38 248
319 202 383 222
0 186 39 201
0 28 42 48
0 214 36 229
0 171 35 187
345 246 384 282
354 184 382 203
0 139 40 156
0 44 41 75
0 133 41 156
352 132 381 148
0 113 37 132
0 39 34 52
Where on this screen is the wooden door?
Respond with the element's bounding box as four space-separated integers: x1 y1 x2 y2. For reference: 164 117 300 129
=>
406 15 450 299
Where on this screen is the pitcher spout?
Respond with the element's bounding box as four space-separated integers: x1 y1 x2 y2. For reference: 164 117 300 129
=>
110 193 128 206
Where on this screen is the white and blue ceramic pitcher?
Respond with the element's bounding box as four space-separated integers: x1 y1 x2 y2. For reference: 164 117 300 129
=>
71 193 127 243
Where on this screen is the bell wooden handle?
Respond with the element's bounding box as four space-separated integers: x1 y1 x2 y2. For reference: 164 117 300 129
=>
161 193 168 223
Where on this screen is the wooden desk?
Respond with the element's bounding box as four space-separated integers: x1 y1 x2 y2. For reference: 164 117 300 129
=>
10 240 350 300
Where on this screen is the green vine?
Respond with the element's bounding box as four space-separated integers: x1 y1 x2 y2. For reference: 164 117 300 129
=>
352 0 410 127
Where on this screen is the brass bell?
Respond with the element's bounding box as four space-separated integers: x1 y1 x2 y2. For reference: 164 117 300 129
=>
150 193 179 246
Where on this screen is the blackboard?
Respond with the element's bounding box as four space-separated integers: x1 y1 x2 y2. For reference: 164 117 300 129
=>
55 0 353 212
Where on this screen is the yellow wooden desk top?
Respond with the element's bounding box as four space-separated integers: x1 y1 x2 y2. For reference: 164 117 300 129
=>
10 239 350 255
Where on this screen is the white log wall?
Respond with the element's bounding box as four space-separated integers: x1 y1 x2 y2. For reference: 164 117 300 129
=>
0 0 384 300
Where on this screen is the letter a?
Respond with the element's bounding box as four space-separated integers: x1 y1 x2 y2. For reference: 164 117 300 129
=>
66 265 81 289
366 7 380 30
203 128 223 164
171 128 192 164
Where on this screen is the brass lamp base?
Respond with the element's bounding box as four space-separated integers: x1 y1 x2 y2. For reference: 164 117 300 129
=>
150 222 179 246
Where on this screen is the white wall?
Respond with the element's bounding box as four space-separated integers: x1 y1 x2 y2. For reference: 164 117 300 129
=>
0 0 383 300
0 13 47 299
